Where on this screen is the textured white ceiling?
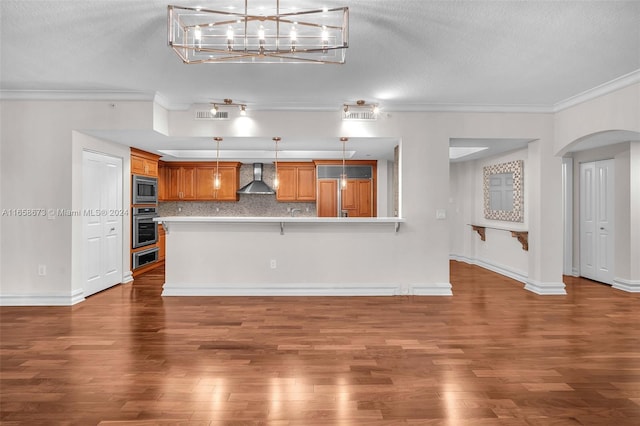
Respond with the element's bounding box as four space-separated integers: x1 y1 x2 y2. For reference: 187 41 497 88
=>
1 1 639 160
1 0 639 110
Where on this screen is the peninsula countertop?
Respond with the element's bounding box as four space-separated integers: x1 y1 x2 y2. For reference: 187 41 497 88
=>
154 216 406 233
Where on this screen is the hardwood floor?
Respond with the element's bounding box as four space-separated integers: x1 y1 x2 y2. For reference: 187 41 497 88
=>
1 261 639 425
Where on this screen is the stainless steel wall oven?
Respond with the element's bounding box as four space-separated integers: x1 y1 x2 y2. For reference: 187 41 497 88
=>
132 207 158 249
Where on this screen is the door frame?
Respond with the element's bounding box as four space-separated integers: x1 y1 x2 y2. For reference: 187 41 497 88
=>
71 133 132 305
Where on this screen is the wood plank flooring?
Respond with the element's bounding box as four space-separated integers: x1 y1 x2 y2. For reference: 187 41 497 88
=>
1 261 639 425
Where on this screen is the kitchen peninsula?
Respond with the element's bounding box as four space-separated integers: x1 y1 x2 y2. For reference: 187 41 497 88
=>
154 215 451 297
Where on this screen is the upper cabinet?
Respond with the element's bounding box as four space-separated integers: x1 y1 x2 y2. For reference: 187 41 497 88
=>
276 162 316 202
161 162 241 202
165 165 196 201
131 148 160 177
195 164 241 201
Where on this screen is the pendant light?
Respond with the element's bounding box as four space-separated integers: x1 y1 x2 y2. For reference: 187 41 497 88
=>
340 137 348 189
272 137 281 190
213 137 222 191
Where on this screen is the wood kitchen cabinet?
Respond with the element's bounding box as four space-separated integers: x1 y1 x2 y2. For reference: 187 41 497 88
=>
165 165 196 200
195 163 241 201
157 224 166 261
276 162 316 202
162 162 241 201
158 161 167 201
314 160 377 217
131 148 160 177
317 180 338 217
342 179 373 217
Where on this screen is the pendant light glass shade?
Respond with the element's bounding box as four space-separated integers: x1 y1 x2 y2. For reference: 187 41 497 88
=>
213 137 223 190
273 137 281 190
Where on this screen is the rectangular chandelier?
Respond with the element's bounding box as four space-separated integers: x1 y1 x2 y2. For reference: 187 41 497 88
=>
168 1 349 64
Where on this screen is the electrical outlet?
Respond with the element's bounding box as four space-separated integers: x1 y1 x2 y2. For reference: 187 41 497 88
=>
270 259 277 269
38 265 46 276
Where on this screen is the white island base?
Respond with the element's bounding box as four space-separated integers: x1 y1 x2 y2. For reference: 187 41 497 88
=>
155 217 452 297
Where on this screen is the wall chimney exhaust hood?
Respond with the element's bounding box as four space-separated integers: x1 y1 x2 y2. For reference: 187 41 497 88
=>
236 163 275 195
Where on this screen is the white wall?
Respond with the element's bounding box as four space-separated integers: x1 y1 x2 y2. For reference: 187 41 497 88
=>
555 83 640 154
450 148 529 282
555 83 640 291
167 108 560 293
630 141 640 285
0 101 153 305
1 98 576 303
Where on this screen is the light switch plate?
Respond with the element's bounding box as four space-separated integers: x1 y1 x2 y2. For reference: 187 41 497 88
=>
436 209 446 220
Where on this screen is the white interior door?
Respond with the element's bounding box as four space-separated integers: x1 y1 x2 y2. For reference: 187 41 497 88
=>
83 151 123 297
580 159 615 284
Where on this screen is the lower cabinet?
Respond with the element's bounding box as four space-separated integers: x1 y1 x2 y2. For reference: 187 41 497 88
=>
158 224 165 261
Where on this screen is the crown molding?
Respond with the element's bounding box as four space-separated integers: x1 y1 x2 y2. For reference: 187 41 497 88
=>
553 69 640 112
0 89 155 102
2 69 638 113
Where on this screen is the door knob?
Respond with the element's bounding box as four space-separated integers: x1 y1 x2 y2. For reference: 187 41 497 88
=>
600 227 605 230
110 227 115 232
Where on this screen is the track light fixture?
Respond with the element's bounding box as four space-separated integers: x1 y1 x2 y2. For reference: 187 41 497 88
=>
342 100 380 119
209 98 247 116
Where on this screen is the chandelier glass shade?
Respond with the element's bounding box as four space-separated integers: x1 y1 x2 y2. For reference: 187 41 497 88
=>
168 1 349 64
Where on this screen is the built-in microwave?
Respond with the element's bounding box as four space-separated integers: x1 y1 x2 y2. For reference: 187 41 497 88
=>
132 175 158 205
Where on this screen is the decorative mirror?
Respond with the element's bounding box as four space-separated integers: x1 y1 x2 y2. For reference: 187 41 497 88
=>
483 160 524 222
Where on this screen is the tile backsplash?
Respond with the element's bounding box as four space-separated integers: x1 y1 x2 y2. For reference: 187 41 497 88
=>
158 198 316 217
158 163 317 217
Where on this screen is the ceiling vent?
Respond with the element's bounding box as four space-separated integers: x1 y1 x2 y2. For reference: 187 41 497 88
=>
195 110 229 120
342 110 377 121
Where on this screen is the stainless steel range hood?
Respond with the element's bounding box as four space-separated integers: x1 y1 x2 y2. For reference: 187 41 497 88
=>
236 163 275 195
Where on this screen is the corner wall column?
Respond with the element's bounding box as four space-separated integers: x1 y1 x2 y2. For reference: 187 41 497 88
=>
524 139 566 295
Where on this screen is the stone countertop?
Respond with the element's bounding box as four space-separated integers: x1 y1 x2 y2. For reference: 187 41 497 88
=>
154 216 404 223
154 216 405 233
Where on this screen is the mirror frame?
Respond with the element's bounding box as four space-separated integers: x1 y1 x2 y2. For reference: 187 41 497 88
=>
483 160 524 222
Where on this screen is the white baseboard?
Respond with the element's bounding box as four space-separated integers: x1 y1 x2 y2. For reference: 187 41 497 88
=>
162 282 400 297
122 271 134 284
572 267 579 277
0 288 85 306
450 254 528 283
524 279 567 295
162 282 453 297
450 254 474 264
410 283 453 296
612 277 640 293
